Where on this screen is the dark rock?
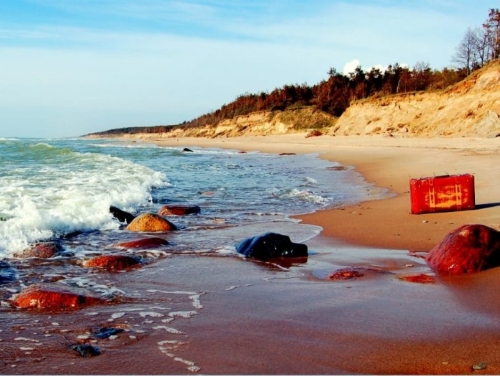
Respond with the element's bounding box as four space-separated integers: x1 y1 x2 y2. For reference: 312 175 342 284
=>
0 261 16 284
182 148 193 152
93 327 124 339
72 344 101 357
279 153 296 156
158 205 201 216
14 283 107 310
235 232 308 260
305 130 323 138
115 237 168 249
126 213 177 232
110 206 136 224
15 242 64 259
426 224 500 274
83 254 142 271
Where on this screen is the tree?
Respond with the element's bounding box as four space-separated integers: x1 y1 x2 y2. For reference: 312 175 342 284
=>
483 8 500 60
452 27 480 74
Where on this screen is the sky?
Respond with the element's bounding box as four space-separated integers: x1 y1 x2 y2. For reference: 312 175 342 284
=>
0 0 494 138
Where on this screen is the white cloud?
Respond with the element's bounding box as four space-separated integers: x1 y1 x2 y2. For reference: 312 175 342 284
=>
343 59 360 75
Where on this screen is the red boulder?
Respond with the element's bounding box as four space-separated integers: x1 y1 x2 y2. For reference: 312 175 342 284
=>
14 283 106 310
115 237 168 249
83 254 142 271
126 213 177 232
328 267 364 280
426 224 500 274
158 205 201 216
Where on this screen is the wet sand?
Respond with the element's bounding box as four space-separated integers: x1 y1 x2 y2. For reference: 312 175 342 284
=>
3 134 500 374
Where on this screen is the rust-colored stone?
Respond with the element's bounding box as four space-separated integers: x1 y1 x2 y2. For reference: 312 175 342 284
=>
426 224 500 274
14 283 106 310
305 130 323 138
158 205 201 216
83 254 142 271
399 274 436 284
126 213 177 232
115 237 168 249
328 267 364 280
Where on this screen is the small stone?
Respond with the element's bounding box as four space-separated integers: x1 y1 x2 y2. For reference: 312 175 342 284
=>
472 362 487 370
72 344 101 357
126 213 177 232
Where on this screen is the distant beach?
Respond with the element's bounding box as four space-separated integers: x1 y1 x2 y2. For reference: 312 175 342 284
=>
2 133 500 374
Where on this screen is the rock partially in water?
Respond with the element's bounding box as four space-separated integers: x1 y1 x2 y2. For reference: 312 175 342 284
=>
14 283 107 310
126 213 177 232
399 274 436 284
115 237 168 249
0 261 17 284
158 204 201 216
236 232 308 260
328 267 364 280
426 224 500 274
110 205 136 224
83 254 142 271
72 344 101 357
15 242 65 259
93 327 124 339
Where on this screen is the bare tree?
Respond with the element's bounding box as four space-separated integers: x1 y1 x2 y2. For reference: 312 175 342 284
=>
452 27 480 75
483 8 500 60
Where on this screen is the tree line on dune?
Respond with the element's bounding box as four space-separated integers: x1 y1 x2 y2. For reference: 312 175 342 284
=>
91 9 499 136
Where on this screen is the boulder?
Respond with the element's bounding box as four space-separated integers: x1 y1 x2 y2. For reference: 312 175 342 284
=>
15 242 64 259
328 267 364 280
236 232 308 260
0 261 16 284
426 224 500 274
126 213 177 232
115 237 168 249
158 205 201 216
110 206 136 224
13 283 106 310
83 254 142 271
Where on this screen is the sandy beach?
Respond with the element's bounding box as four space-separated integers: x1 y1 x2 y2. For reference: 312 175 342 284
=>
3 133 500 375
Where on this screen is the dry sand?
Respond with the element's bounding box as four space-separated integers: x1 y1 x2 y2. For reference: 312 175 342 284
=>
5 134 500 375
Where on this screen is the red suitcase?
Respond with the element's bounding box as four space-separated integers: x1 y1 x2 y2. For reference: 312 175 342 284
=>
409 174 475 214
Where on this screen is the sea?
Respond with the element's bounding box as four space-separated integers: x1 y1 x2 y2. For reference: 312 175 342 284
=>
0 137 396 371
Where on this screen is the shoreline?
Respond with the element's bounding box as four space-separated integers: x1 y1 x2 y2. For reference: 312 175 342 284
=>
5 133 500 375
137 133 500 252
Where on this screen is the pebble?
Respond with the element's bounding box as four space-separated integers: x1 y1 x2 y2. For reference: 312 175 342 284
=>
472 362 487 370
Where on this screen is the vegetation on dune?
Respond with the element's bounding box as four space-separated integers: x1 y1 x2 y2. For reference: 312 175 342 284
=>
88 8 500 137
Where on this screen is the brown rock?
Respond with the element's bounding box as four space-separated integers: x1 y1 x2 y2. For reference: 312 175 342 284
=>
83 254 142 271
115 237 168 249
399 274 436 284
328 267 364 280
14 283 106 310
15 242 64 258
158 205 201 216
305 129 323 138
426 224 500 274
126 213 177 232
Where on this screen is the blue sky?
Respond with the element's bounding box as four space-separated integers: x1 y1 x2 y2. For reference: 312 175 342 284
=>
0 0 494 138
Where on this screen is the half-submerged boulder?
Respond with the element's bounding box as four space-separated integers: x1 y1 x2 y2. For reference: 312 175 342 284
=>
115 237 168 249
15 242 65 259
158 205 201 216
426 224 500 274
236 232 308 260
13 283 106 310
83 254 142 271
110 206 136 224
126 213 177 232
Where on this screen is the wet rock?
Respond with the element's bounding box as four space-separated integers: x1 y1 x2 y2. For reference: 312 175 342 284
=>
182 148 193 152
0 261 17 284
236 232 308 260
279 153 296 156
83 254 142 271
158 204 201 216
399 274 436 284
14 283 106 310
426 224 500 274
115 237 168 249
126 213 177 232
93 327 124 339
328 267 364 280
110 206 136 224
15 242 65 259
72 344 101 357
